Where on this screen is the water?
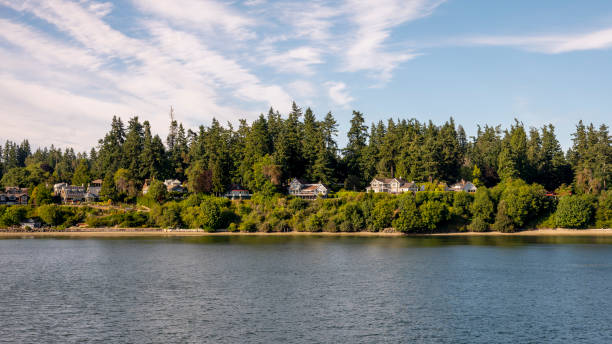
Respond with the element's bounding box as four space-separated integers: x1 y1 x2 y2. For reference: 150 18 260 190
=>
1 235 612 343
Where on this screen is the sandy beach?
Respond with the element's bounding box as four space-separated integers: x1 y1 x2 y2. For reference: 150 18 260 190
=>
0 228 611 238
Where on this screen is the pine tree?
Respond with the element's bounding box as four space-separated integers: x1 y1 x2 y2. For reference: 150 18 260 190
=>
123 116 144 180
343 111 368 189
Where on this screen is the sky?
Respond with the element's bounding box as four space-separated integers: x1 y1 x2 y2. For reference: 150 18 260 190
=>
0 0 611 152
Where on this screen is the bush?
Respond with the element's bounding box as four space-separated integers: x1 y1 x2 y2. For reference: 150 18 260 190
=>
596 191 612 229
0 206 28 227
288 198 308 212
468 216 489 232
228 222 239 232
392 194 422 233
239 219 257 232
554 195 594 229
471 187 494 223
452 192 472 219
368 199 396 232
419 200 449 230
151 202 183 228
37 205 65 226
492 200 515 232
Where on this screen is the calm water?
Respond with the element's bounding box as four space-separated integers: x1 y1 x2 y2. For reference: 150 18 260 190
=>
2 235 612 343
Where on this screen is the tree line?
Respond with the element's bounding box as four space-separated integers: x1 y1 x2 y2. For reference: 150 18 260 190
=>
0 102 610 198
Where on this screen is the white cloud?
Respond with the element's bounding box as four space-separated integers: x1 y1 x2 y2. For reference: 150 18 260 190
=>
131 0 256 40
342 0 444 81
467 28 612 53
288 80 317 99
262 46 324 75
325 81 353 107
0 0 293 150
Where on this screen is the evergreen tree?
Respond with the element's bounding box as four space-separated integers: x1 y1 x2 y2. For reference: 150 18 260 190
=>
343 110 368 189
72 159 90 186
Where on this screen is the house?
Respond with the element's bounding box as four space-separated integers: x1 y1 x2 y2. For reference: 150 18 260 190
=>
366 178 418 194
224 184 252 200
0 187 29 205
53 183 68 196
142 179 151 195
86 179 103 201
288 178 328 200
164 179 186 193
449 180 477 193
20 218 41 230
60 186 86 204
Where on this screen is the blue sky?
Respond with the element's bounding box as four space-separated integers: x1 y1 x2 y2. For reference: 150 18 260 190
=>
0 0 611 151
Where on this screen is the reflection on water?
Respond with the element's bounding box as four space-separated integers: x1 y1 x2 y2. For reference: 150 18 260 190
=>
1 235 611 343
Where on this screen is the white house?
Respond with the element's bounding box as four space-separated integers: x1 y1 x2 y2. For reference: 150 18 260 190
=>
366 178 418 194
449 180 477 193
288 178 328 200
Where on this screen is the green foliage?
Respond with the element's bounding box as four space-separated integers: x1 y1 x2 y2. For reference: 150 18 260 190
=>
100 172 117 202
31 184 53 206
419 200 449 230
0 205 28 227
368 198 396 231
554 195 594 229
72 159 90 186
392 194 422 233
596 191 612 228
452 191 473 219
467 216 489 232
151 201 183 228
181 197 222 230
492 200 515 232
147 179 167 203
37 205 65 226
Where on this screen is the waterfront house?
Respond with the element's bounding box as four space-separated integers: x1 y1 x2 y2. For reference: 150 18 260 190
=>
366 178 418 194
53 182 68 196
60 185 86 204
142 179 151 195
84 179 103 202
0 187 29 205
224 184 252 200
20 218 41 230
288 178 328 200
449 180 477 193
164 179 186 193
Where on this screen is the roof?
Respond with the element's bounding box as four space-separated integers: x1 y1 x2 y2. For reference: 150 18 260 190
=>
372 178 413 186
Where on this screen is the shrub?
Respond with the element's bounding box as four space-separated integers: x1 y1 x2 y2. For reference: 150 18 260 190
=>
595 191 612 229
37 205 65 226
392 194 422 233
239 219 257 232
554 195 594 229
452 192 472 219
228 222 239 232
492 200 515 232
419 200 449 230
471 187 495 223
368 199 396 231
152 202 183 228
288 198 308 212
468 216 489 232
0 206 28 227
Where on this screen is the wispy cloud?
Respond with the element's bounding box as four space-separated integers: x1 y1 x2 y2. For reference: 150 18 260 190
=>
466 28 612 53
131 0 257 40
0 0 293 150
341 0 444 81
326 81 353 107
262 46 324 75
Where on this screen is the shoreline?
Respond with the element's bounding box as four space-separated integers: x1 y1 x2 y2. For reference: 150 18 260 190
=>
1 228 611 238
